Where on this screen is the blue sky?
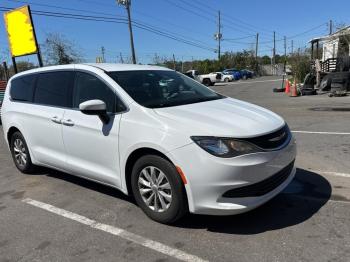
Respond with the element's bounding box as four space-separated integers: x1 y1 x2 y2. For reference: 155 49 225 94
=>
1 0 350 65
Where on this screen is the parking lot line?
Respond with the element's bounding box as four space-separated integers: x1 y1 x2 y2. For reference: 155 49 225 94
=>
318 171 350 178
292 130 350 135
22 198 207 262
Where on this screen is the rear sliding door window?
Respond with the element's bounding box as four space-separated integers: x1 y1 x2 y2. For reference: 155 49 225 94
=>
34 71 74 107
10 74 36 102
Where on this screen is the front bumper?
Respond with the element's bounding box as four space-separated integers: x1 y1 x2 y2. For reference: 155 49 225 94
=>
167 137 297 215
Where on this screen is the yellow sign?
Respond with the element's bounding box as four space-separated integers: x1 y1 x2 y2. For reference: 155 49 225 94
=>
4 5 38 57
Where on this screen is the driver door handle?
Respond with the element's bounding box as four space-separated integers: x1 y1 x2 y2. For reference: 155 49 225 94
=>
62 119 75 126
51 116 62 124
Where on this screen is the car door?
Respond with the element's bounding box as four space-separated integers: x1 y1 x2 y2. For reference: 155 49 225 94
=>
28 71 74 169
62 71 125 187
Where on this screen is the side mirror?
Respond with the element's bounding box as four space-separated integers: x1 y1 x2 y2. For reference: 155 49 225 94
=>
79 99 110 124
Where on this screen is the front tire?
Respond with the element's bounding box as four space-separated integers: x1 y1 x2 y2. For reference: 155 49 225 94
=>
131 155 187 224
10 131 35 174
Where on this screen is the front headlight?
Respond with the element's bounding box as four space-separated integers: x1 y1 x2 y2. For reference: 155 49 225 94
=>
191 136 261 158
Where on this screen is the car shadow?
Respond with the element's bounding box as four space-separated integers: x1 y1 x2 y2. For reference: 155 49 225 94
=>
174 168 332 234
35 167 133 203
32 167 331 234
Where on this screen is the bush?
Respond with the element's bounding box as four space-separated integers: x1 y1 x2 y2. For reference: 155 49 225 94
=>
289 49 311 83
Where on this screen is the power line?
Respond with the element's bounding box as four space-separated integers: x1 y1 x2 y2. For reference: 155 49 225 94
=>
0 5 215 52
70 0 212 38
163 0 257 37
4 0 125 18
287 23 328 39
3 0 214 50
3 0 210 48
187 0 274 36
163 0 216 23
223 35 255 41
222 39 255 45
260 23 328 44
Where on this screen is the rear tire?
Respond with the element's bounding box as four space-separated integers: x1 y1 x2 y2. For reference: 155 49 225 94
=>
131 155 187 224
224 78 229 82
202 78 211 86
10 131 35 174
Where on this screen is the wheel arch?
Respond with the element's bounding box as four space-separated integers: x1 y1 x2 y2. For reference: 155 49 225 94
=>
124 147 173 196
7 126 21 145
6 125 37 164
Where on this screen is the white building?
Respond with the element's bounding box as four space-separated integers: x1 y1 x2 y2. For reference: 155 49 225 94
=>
309 26 350 72
310 26 350 66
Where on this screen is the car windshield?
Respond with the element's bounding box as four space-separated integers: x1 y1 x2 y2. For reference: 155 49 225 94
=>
107 70 224 108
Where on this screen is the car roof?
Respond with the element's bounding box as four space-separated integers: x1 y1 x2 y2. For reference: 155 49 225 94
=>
84 63 172 72
10 63 172 80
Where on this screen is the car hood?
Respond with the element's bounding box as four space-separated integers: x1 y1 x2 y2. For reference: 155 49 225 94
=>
153 97 285 138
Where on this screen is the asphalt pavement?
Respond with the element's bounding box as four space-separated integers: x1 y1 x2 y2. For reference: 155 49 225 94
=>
0 76 349 262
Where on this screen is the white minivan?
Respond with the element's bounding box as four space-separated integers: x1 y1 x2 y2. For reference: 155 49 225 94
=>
1 64 296 223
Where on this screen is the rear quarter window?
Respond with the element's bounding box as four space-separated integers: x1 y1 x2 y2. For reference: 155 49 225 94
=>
10 75 36 102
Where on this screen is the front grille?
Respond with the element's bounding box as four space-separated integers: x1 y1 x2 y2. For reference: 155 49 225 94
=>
222 160 295 198
241 124 291 150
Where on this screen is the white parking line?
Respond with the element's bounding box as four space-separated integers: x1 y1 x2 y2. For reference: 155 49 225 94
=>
22 198 207 262
318 171 350 178
292 130 350 135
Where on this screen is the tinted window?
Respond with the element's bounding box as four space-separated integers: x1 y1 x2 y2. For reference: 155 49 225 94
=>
107 70 223 108
10 75 36 102
34 71 74 107
73 72 124 113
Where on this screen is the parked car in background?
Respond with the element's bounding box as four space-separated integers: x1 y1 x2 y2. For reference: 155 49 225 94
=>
185 70 221 86
217 72 233 82
223 69 242 80
240 69 254 80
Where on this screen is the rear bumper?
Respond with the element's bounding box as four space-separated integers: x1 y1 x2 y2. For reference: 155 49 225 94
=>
167 136 297 215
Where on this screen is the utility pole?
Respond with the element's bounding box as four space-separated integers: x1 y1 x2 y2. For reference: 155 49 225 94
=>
255 33 259 75
3 62 9 81
281 36 287 89
181 56 184 72
273 31 276 75
215 11 222 60
101 46 105 62
255 33 259 58
329 19 333 35
291 40 294 54
117 0 136 64
119 52 124 63
172 54 176 70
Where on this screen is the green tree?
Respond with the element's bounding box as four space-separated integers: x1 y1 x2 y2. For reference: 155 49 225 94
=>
289 48 310 83
8 61 36 76
261 55 271 65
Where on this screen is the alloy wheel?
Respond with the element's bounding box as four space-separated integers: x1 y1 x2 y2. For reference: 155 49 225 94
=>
138 166 172 212
13 138 27 167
